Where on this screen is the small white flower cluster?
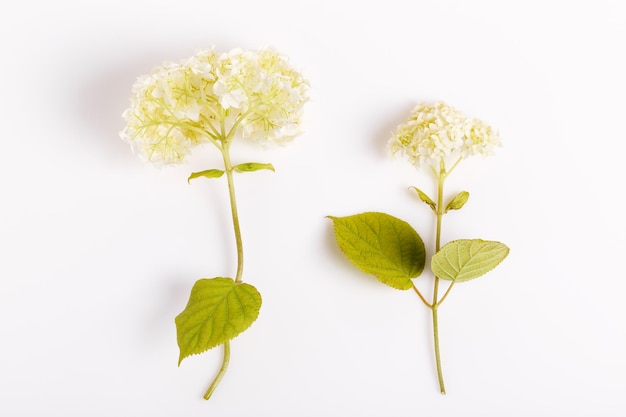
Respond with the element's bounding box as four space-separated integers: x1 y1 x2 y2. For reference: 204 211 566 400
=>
121 47 309 165
389 102 500 170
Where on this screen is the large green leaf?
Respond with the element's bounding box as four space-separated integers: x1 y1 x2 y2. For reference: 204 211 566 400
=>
175 277 262 365
431 239 509 282
328 212 426 290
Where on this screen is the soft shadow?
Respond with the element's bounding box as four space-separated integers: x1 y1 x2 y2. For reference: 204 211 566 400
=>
75 53 164 162
368 101 417 161
74 41 239 163
139 275 194 349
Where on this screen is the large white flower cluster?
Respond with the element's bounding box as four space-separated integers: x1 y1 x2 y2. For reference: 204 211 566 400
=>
389 102 500 170
121 47 309 164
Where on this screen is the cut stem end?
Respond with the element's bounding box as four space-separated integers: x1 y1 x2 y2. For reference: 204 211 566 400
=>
203 341 231 400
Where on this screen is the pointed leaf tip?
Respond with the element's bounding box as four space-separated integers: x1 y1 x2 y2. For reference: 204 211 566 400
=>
410 187 436 211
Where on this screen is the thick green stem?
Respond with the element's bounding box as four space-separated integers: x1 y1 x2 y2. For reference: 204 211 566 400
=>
203 340 231 400
432 160 447 394
431 306 445 394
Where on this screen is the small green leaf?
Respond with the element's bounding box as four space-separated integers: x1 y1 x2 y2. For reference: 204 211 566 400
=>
328 212 426 290
175 277 262 365
444 191 469 212
431 239 509 282
410 186 436 211
233 162 275 173
188 169 225 183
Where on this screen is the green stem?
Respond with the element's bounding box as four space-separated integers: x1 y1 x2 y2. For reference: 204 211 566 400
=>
202 140 246 400
432 160 447 394
203 340 231 400
222 143 245 284
432 306 445 394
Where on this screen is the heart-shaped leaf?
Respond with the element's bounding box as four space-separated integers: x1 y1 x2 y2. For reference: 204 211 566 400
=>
328 212 426 290
431 239 509 282
176 277 262 365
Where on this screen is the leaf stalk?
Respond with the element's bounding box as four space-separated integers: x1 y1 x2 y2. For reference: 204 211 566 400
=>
202 126 247 399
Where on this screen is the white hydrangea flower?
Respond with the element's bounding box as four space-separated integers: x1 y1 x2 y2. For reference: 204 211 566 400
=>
389 102 501 170
216 48 310 143
121 47 309 165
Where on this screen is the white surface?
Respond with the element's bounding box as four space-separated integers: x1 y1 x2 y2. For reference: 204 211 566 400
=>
1 1 625 416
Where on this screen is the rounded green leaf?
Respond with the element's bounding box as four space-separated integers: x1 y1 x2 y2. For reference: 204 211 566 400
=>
175 277 262 365
328 212 426 290
431 239 509 282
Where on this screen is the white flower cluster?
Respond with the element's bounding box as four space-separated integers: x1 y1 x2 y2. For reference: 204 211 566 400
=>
389 102 500 170
121 47 309 164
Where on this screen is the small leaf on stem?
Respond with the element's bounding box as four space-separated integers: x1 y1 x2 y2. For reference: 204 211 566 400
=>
410 186 436 212
188 169 225 183
444 191 469 212
431 239 509 282
233 162 275 173
327 212 426 290
175 277 262 365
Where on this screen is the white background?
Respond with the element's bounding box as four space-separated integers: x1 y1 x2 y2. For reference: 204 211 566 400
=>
1 1 625 416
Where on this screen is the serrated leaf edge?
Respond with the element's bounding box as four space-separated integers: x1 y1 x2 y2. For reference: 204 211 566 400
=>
327 213 424 290
176 278 262 365
432 239 509 282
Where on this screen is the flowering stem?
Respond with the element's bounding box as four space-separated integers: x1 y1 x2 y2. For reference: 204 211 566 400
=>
221 143 245 284
201 140 245 400
432 162 447 394
431 305 445 394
